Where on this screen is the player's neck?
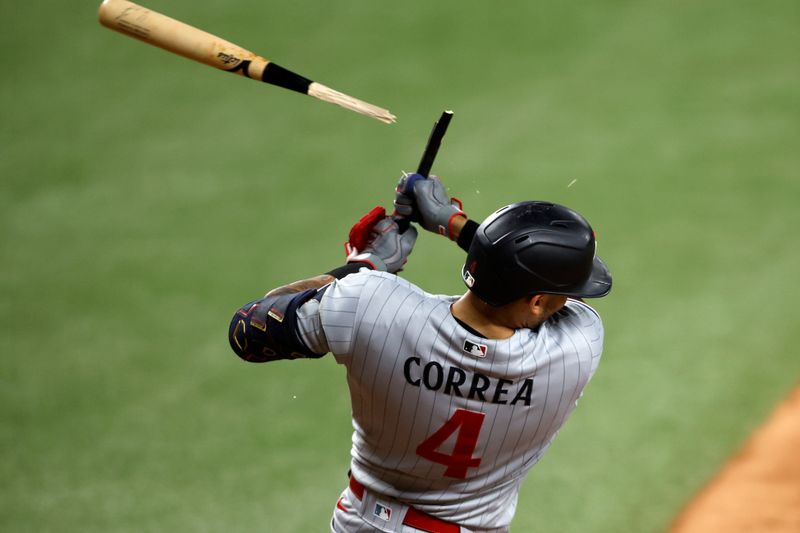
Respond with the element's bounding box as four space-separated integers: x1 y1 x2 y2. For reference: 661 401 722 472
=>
451 292 517 340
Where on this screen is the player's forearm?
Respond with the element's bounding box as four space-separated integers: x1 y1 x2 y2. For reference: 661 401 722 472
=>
265 274 335 297
326 262 368 280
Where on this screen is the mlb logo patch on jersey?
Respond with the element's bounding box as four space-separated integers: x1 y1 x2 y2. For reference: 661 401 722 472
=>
463 339 488 358
373 502 392 522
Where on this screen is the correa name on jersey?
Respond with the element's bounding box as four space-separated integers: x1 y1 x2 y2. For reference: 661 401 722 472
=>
402 356 534 406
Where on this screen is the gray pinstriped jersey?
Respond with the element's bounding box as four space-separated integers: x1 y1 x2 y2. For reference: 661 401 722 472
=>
297 269 604 530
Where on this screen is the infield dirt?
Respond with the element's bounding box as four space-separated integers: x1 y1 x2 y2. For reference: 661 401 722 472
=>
668 386 800 533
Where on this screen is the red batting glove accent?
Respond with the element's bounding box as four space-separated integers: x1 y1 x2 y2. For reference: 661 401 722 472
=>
347 258 377 270
347 206 386 255
447 211 466 241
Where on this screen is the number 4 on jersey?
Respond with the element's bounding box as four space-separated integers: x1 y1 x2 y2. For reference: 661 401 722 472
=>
416 409 486 479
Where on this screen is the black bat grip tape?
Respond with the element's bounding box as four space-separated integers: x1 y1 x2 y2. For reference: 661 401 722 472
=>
261 62 312 94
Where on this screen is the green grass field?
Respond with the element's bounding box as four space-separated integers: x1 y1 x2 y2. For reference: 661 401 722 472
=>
2 0 798 531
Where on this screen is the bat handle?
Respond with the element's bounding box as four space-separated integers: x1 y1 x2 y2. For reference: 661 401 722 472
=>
395 213 413 234
417 110 453 178
396 110 454 233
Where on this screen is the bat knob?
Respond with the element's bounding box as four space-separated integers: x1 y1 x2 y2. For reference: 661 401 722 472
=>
394 216 412 234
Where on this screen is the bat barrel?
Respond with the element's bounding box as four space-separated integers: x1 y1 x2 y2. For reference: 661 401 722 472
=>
98 0 269 77
98 0 395 123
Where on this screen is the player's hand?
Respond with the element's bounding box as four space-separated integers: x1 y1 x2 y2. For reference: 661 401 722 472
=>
393 173 465 240
393 173 420 223
346 217 417 273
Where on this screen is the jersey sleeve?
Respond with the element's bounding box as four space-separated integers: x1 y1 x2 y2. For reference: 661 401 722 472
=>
295 291 330 356
561 298 605 386
295 267 374 361
297 268 425 365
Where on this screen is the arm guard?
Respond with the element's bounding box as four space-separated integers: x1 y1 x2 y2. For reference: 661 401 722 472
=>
228 288 325 363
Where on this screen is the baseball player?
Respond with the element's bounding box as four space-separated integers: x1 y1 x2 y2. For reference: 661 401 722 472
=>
228 174 612 532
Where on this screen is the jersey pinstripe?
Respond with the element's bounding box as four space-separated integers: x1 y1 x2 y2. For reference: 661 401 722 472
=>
297 269 604 530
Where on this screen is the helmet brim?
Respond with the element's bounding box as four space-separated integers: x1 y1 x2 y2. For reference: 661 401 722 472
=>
558 256 612 298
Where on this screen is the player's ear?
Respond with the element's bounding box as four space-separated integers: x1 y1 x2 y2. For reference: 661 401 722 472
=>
527 294 545 316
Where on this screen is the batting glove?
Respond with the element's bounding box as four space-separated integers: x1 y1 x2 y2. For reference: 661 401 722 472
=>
393 173 465 240
346 217 418 273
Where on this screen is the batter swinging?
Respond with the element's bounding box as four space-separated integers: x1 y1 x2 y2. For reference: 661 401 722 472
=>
228 174 612 532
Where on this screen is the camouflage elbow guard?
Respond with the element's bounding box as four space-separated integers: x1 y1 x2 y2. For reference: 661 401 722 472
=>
228 289 324 362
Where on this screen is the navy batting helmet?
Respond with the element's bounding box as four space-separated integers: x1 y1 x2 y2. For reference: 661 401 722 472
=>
461 201 612 306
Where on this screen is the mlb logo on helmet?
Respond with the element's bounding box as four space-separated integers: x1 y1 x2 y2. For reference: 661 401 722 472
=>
463 269 476 287
463 259 478 287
